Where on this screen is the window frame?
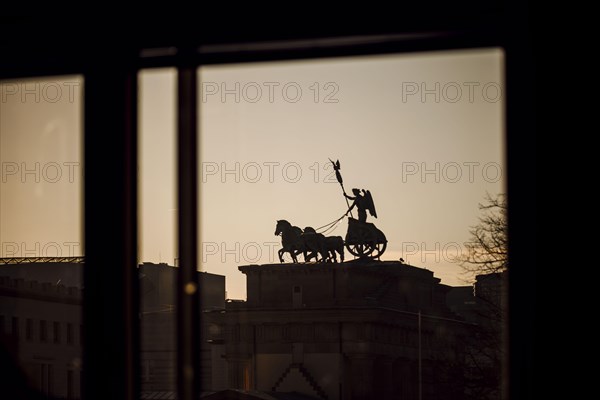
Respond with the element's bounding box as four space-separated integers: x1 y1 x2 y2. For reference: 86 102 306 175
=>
0 19 535 400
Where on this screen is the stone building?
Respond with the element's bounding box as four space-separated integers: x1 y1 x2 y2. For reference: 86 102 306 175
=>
446 271 507 400
0 259 226 398
0 261 84 399
139 262 226 393
207 261 470 400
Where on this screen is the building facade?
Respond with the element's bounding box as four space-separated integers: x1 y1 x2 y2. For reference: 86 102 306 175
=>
208 261 471 400
446 271 507 400
0 260 226 398
139 262 226 393
0 263 84 399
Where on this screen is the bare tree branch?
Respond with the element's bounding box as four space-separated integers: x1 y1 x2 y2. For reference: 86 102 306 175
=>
458 193 508 279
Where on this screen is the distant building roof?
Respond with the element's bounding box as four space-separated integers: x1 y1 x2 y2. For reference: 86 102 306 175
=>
0 256 84 264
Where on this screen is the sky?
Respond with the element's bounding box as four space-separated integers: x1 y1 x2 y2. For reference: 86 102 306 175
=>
140 48 505 299
0 76 83 259
1 48 504 301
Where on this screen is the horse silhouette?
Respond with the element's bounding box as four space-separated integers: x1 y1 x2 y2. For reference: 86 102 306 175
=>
275 219 304 263
303 227 344 262
275 220 343 263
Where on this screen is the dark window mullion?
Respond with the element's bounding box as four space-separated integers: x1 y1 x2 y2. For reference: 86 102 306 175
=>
84 60 139 400
177 64 200 400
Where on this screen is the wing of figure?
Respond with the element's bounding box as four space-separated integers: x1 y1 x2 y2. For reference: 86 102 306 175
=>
365 190 378 218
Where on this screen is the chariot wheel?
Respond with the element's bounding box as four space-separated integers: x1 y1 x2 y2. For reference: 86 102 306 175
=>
346 242 375 258
364 241 387 259
346 241 387 259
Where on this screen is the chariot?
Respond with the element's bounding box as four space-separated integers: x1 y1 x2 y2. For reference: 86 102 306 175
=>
344 217 387 259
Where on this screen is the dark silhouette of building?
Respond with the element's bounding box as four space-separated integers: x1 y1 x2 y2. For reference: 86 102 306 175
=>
206 261 472 400
0 260 84 399
0 259 503 399
446 272 507 400
0 259 226 399
446 271 507 329
139 262 226 394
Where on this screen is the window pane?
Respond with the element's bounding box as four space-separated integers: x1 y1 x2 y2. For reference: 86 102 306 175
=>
138 68 177 394
0 76 83 399
198 49 505 399
54 321 61 344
